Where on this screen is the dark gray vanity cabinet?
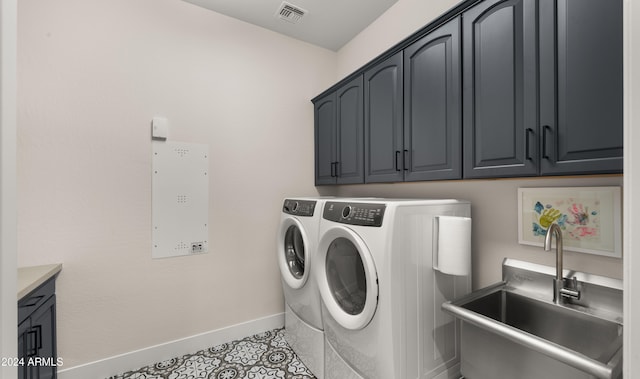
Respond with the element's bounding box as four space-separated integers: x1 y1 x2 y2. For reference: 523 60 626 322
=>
462 0 538 179
18 277 57 379
539 0 623 175
404 16 462 181
314 75 364 185
364 52 404 183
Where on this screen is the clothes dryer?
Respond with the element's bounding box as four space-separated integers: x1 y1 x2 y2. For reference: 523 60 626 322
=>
277 197 326 378
316 199 472 379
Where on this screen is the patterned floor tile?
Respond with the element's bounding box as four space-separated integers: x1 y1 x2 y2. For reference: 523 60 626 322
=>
107 328 316 379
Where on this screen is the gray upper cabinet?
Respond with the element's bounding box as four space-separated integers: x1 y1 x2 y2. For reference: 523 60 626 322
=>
313 0 623 185
314 75 364 185
314 92 336 185
462 0 538 178
404 16 462 181
463 0 623 179
365 16 462 184
539 0 623 175
364 52 404 183
336 76 365 183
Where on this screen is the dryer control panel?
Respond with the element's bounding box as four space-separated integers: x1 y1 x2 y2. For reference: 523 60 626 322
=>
282 199 316 216
323 202 385 227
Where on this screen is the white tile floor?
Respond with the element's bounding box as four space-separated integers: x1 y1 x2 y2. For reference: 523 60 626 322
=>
107 328 317 379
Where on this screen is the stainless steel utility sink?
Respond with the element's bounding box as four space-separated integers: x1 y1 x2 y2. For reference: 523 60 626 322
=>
443 259 623 379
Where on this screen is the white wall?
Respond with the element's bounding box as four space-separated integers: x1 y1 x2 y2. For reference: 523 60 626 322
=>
331 0 624 288
337 0 460 79
1 0 18 376
17 0 335 369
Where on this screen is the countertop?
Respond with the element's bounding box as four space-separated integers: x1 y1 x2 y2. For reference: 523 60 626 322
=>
17 264 62 300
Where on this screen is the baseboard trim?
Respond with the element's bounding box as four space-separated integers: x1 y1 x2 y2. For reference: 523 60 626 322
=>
58 312 284 379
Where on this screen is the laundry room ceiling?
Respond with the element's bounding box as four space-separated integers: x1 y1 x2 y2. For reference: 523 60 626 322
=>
182 0 399 51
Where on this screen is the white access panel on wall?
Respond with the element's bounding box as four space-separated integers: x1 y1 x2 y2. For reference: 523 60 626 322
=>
152 141 209 258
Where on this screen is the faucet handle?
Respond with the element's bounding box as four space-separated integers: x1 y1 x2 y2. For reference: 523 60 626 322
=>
560 276 581 301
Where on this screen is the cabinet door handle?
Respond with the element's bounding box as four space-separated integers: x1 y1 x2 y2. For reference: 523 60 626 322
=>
403 150 409 171
27 330 38 356
395 151 401 171
334 161 340 177
525 128 534 160
330 162 335 177
33 325 42 351
542 125 552 160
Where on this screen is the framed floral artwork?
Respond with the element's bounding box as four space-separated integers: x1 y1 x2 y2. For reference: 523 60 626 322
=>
517 187 622 258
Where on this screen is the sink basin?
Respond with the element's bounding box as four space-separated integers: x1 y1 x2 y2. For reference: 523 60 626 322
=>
442 259 623 379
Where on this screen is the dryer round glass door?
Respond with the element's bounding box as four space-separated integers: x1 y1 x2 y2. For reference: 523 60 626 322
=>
326 238 366 315
277 217 310 289
317 226 378 330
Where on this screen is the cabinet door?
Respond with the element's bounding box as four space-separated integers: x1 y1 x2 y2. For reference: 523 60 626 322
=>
18 318 30 379
463 0 538 178
30 296 56 379
539 0 623 175
18 296 57 379
364 52 404 183
404 16 462 181
314 93 337 185
336 75 364 184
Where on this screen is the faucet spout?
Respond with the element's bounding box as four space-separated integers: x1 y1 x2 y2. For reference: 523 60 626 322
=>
544 223 563 284
544 224 580 304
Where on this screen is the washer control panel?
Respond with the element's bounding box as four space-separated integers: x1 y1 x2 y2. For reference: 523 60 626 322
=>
323 202 385 227
282 199 316 216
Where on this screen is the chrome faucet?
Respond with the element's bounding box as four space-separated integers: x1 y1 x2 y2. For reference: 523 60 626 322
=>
544 223 581 304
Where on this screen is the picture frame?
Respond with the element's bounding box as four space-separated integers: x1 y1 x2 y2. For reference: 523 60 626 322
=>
517 187 622 258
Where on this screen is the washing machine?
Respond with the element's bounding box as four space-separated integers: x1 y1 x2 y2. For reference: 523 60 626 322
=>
315 199 472 379
277 197 327 378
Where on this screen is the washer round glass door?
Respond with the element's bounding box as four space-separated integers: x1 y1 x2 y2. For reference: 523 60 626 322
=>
317 226 378 330
277 217 310 289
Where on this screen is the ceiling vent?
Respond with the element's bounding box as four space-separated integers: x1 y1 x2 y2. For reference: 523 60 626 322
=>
276 1 307 24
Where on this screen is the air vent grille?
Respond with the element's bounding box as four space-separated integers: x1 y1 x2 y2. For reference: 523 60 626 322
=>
276 1 307 24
